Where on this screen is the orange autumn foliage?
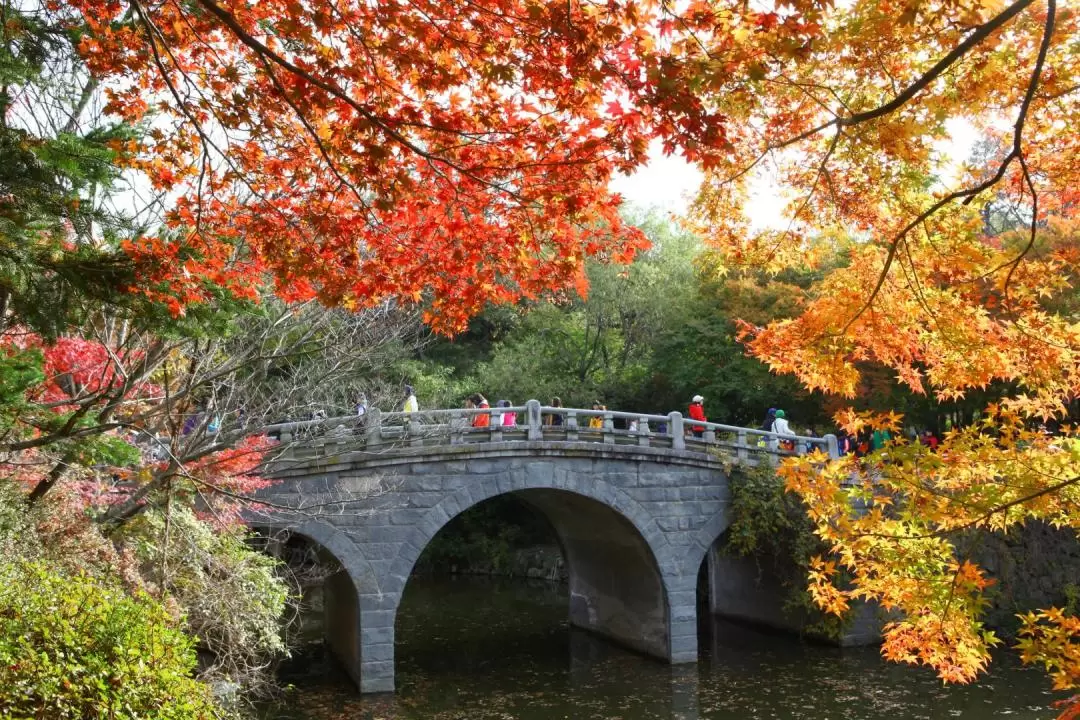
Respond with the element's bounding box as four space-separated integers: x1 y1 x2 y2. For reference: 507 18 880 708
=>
650 0 1078 712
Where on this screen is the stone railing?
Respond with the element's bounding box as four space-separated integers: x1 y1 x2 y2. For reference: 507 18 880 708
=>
264 400 839 464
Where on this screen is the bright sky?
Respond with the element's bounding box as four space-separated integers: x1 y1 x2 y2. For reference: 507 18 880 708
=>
609 118 981 228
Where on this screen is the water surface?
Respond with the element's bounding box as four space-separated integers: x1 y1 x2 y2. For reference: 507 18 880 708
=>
273 576 1063 719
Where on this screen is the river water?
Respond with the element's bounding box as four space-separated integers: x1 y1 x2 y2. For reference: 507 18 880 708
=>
271 576 1063 720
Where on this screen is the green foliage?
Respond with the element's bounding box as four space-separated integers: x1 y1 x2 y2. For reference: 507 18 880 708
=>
648 265 833 428
0 6 139 337
392 357 477 411
0 480 37 560
402 208 849 429
121 507 289 694
725 462 848 641
0 7 242 340
1064 583 1080 617
0 560 225 720
69 433 143 467
412 206 705 411
0 348 44 423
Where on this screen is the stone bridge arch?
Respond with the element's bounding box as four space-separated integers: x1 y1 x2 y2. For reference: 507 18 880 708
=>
255 442 737 693
248 519 377 690
378 475 679 684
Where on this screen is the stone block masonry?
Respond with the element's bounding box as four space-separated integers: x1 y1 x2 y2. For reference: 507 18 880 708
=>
254 440 742 693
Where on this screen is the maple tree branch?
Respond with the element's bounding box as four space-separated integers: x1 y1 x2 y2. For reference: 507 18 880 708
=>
775 127 841 253
1000 154 1040 304
941 474 1080 537
3 421 127 453
250 52 373 217
190 0 525 202
774 0 1037 151
131 0 320 244
129 4 229 179
1036 82 1079 101
59 76 99 135
852 473 1080 543
25 453 77 504
834 0 1055 337
994 0 1056 305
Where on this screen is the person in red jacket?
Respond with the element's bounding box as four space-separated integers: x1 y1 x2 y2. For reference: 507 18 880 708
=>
468 393 491 427
688 394 707 437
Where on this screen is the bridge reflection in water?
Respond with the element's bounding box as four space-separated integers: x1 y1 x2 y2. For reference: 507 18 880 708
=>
253 401 838 693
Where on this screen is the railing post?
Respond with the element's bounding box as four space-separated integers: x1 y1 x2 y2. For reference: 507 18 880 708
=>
409 415 423 447
276 425 295 460
824 433 840 459
703 426 716 444
736 429 748 461
766 435 780 465
365 409 382 446
602 412 615 444
637 416 651 447
526 399 543 441
450 409 464 444
795 439 808 455
566 410 579 441
669 411 685 450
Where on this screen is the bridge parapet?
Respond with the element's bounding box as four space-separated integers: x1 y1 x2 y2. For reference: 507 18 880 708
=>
265 399 839 466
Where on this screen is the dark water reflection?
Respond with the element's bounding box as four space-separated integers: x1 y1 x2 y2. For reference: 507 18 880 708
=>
271 576 1063 719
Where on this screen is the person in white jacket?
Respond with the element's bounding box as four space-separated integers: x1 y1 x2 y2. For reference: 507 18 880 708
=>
771 409 793 436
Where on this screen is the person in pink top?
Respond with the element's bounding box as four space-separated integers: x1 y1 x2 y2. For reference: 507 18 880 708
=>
499 400 516 427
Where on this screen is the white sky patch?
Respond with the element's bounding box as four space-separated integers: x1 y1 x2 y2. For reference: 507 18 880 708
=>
608 143 796 230
611 118 987 228
609 140 703 214
933 117 980 186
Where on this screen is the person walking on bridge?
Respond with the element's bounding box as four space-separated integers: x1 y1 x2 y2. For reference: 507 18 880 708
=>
771 409 792 436
469 393 491 427
402 385 418 413
688 395 707 438
756 407 777 447
498 400 516 428
771 409 794 452
545 397 564 426
761 407 777 432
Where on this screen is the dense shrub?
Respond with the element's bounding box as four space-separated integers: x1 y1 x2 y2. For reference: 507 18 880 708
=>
121 507 289 695
0 560 225 720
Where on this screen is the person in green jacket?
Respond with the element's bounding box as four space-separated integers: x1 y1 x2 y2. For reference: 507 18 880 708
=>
870 427 892 451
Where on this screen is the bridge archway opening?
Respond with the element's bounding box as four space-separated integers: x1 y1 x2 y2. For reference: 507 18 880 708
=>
249 527 362 686
395 488 671 676
409 493 564 580
700 528 801 641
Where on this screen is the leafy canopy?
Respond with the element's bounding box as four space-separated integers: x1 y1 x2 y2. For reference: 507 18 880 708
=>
647 0 1080 707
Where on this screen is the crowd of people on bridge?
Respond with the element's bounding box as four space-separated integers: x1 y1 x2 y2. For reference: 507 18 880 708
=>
386 386 821 445
337 384 953 456
388 385 957 456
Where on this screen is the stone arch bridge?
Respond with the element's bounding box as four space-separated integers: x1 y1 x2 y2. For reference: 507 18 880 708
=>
252 401 838 693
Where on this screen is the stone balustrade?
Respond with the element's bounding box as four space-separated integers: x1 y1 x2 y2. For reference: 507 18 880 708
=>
265 399 839 462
